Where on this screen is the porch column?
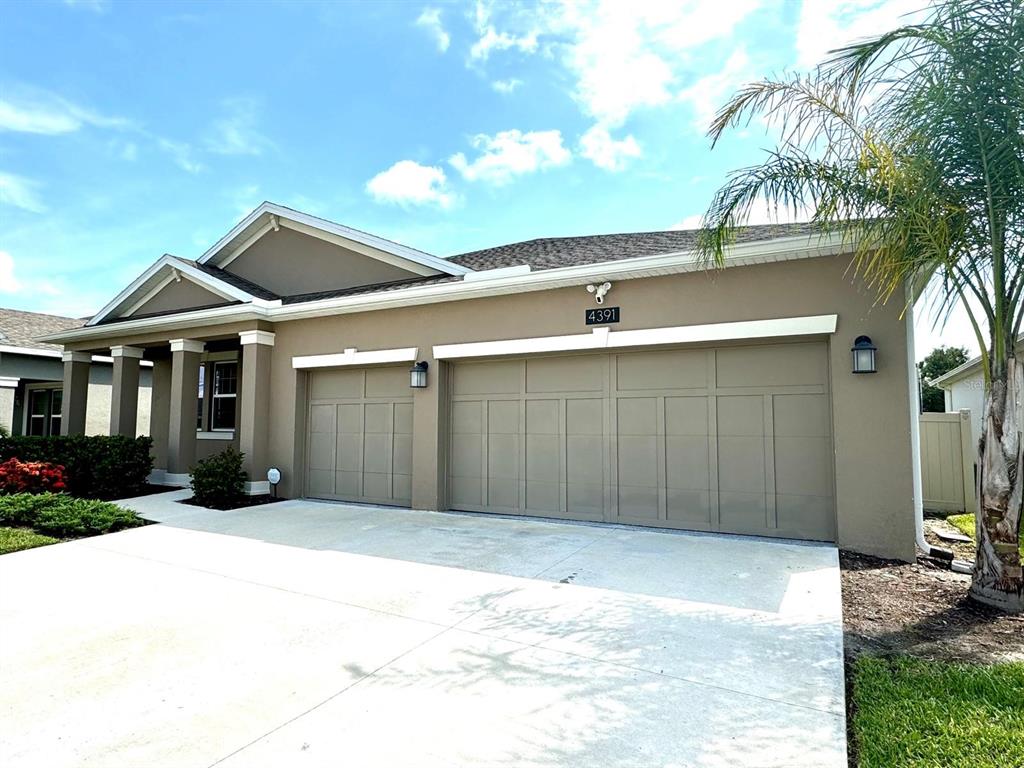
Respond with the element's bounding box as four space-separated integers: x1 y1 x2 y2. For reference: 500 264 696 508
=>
109 345 143 437
238 330 274 494
149 358 172 473
60 351 91 436
167 339 203 481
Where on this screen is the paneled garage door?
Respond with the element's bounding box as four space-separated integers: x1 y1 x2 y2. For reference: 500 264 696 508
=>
306 367 413 506
447 342 836 541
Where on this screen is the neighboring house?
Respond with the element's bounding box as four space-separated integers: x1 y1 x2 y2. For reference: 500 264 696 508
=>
44 202 920 561
932 336 1023 452
0 308 152 437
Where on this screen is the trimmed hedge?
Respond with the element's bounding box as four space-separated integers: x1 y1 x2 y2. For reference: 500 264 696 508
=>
0 435 153 500
0 493 144 538
190 447 246 509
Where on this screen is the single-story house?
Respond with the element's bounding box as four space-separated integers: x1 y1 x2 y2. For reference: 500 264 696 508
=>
0 307 152 437
44 203 920 561
932 335 1023 452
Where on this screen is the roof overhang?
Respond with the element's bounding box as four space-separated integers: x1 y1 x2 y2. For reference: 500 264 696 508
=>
198 202 472 277
930 335 1022 388
44 231 852 346
86 254 278 327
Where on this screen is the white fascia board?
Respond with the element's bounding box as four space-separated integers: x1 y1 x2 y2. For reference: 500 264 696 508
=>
292 346 418 370
199 202 471 276
463 264 532 282
87 254 258 327
434 315 838 360
0 376 20 388
42 232 850 345
1 345 153 366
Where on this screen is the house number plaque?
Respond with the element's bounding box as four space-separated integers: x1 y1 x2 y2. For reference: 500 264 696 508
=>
585 306 620 325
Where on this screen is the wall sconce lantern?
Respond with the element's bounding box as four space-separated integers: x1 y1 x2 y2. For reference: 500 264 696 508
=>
410 360 429 389
851 336 877 374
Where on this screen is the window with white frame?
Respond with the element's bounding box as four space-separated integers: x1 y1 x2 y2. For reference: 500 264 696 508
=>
210 361 237 431
197 364 205 430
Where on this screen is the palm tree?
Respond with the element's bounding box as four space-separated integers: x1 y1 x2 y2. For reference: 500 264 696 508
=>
697 0 1022 611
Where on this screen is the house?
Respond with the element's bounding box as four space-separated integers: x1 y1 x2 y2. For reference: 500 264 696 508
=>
931 335 1023 452
43 202 920 561
0 308 152 437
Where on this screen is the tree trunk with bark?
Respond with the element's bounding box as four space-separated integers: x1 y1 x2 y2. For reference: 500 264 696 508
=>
970 355 1024 613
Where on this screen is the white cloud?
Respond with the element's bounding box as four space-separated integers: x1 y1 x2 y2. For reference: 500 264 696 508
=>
228 184 263 219
491 78 523 94
416 7 450 53
449 129 570 185
795 0 926 69
470 1 539 62
578 125 641 171
468 1 762 127
0 251 21 293
0 172 45 213
119 142 138 161
366 160 455 209
158 138 203 174
0 87 128 135
205 97 273 156
678 48 751 131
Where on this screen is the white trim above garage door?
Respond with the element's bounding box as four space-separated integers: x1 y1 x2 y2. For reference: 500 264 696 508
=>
433 314 838 360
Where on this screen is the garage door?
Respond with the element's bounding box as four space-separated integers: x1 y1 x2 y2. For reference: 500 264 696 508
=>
447 342 836 541
306 367 413 506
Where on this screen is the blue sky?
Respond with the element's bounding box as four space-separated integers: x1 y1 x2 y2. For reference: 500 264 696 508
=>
0 0 975 357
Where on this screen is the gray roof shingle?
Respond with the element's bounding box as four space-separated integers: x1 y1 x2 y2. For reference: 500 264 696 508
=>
0 308 85 352
448 223 820 272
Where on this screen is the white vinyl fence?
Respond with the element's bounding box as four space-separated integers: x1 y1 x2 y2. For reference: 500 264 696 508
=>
919 409 976 513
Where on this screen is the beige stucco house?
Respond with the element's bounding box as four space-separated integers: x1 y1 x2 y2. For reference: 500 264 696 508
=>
44 203 921 561
0 308 151 437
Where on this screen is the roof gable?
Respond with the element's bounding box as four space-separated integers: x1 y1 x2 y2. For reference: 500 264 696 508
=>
87 255 271 327
198 202 471 278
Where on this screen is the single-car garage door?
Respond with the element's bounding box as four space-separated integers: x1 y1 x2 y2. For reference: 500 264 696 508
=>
306 366 413 506
447 341 836 541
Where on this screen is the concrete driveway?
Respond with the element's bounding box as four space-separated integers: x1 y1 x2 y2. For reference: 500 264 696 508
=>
0 491 846 768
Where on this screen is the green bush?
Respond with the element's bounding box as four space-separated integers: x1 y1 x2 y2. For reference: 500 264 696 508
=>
190 447 246 509
0 435 153 499
0 493 143 538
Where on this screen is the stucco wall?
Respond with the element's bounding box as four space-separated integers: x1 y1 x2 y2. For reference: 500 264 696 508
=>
267 253 915 560
132 278 229 317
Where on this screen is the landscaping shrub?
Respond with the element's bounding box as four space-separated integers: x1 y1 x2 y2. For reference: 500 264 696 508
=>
0 435 153 499
190 447 246 509
0 492 143 538
0 458 67 494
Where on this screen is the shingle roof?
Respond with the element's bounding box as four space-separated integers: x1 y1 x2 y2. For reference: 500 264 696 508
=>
0 307 86 352
448 223 820 272
179 258 281 301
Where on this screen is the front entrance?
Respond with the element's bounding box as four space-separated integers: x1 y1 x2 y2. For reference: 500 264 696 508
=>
447 341 836 542
305 366 412 506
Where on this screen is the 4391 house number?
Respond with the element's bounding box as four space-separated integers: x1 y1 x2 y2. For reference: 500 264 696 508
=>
585 306 620 325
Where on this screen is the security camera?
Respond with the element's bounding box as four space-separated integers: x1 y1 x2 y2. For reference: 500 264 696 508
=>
587 282 612 304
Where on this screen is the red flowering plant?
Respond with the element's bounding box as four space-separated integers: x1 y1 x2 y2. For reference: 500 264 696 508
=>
0 457 67 494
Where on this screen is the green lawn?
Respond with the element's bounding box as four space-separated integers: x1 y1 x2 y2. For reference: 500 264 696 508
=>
947 513 1024 556
851 656 1024 768
0 526 59 555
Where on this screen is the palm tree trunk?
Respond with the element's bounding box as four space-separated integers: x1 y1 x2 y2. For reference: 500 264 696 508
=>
970 355 1023 612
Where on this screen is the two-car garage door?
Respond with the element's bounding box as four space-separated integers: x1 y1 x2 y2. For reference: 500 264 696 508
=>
447 341 836 541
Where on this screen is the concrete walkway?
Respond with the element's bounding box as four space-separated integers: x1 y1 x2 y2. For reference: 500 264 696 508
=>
0 491 846 767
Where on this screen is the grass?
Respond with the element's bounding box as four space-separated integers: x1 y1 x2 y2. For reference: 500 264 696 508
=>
851 656 1024 768
947 513 1024 556
0 526 59 555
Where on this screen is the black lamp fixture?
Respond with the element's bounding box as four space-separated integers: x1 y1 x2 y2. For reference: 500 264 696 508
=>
410 360 429 388
851 335 877 374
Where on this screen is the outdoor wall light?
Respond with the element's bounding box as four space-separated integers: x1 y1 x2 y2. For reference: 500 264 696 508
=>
410 360 429 389
851 335 878 374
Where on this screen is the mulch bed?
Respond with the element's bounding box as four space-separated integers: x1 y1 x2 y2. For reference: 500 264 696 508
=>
179 495 287 511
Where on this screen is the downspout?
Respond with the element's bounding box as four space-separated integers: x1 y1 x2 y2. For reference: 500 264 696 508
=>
905 286 953 560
